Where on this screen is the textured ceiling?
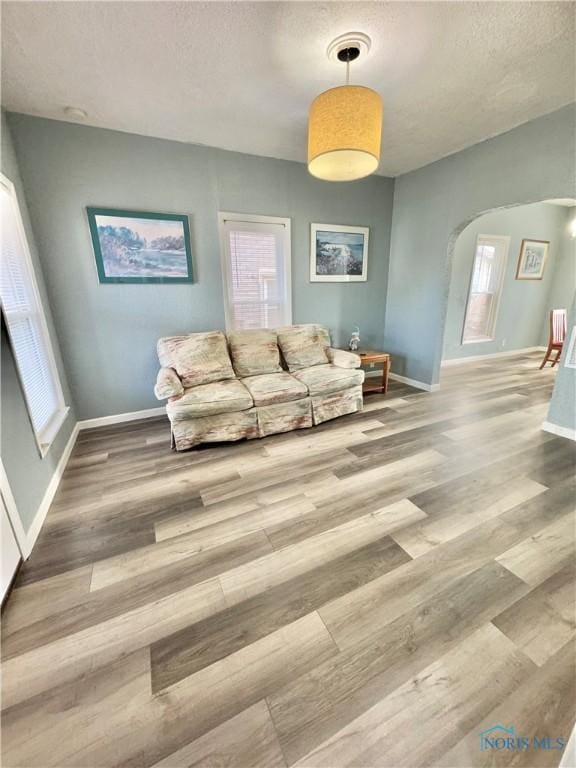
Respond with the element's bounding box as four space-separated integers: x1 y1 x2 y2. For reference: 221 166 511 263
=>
2 1 575 176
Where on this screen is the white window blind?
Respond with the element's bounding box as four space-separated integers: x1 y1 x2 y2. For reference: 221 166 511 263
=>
0 175 67 455
462 235 509 344
219 214 292 330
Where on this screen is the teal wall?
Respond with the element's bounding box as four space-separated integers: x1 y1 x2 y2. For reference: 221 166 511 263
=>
7 113 394 420
443 203 573 360
546 210 576 315
546 297 576 435
2 104 574 537
1 113 77 533
385 104 576 385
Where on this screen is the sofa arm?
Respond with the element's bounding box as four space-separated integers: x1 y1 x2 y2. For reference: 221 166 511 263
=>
154 367 184 400
327 347 361 369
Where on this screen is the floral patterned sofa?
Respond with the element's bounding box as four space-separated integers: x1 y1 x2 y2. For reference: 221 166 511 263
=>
154 324 365 451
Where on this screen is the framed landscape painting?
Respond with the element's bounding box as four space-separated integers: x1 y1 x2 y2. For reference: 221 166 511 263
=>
310 223 369 282
87 207 193 284
515 239 549 280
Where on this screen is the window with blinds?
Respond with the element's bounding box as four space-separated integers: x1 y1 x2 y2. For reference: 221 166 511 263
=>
219 213 292 330
0 174 67 455
462 234 509 344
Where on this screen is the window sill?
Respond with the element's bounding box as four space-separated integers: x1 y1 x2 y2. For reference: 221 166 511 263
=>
37 407 70 458
461 337 495 345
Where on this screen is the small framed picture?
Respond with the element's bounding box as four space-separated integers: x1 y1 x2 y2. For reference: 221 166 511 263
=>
515 239 549 280
310 223 369 282
87 207 193 284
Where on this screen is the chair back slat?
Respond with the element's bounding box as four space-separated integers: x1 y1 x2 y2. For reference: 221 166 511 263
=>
551 308 567 344
540 308 567 368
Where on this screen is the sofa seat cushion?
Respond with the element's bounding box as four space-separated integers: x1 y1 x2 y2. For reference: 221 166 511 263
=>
242 372 308 406
276 324 330 372
166 380 253 421
158 331 235 388
293 364 365 395
227 329 282 377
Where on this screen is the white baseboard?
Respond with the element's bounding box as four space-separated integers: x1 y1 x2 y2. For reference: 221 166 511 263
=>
77 406 166 430
441 346 546 367
23 422 80 557
388 372 440 392
15 406 168 561
541 420 576 442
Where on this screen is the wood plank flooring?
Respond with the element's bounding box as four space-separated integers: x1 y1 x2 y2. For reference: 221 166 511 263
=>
2 351 575 768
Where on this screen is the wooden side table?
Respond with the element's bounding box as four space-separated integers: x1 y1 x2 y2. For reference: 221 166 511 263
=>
355 349 391 394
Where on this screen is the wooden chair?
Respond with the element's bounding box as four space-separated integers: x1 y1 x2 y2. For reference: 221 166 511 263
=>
539 308 567 369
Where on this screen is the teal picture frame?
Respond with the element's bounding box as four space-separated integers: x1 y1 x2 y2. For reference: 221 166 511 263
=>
87 207 193 284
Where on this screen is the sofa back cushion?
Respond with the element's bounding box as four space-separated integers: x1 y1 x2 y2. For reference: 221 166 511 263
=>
276 324 330 372
227 329 282 377
157 331 235 387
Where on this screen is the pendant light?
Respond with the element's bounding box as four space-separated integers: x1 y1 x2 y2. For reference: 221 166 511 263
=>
308 33 383 182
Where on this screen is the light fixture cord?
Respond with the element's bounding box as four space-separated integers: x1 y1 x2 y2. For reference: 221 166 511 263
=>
346 58 350 85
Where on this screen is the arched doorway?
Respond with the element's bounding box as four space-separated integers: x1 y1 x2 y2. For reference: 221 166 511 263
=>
437 197 575 439
440 199 575 365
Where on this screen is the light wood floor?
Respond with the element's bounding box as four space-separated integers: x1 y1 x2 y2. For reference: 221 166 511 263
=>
2 351 575 768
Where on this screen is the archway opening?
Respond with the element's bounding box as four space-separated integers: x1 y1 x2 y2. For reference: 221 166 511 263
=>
437 197 575 441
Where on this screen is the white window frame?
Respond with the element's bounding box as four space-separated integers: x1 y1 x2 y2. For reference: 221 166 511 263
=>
461 233 510 345
1 172 69 457
218 211 292 331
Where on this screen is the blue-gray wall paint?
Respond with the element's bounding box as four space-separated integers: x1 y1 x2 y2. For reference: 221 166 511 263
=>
7 113 394 420
443 203 572 360
1 113 77 533
546 209 576 315
546 296 576 435
385 104 576 385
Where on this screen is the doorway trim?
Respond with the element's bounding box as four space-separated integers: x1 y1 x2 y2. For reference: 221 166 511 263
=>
0 460 28 558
